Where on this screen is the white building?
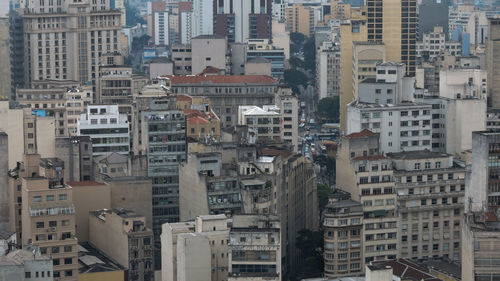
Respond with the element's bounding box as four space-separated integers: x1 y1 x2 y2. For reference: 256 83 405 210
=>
192 0 213 38
417 26 461 60
238 105 281 145
77 105 130 156
276 87 299 152
316 41 340 99
347 102 433 153
439 69 487 100
180 11 193 44
154 11 169 46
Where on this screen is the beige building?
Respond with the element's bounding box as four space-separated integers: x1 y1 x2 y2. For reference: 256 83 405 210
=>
21 176 78 281
171 44 192 75
336 130 398 263
245 57 272 76
285 4 318 37
352 41 386 101
68 181 110 242
191 35 228 75
316 41 341 100
161 214 230 281
339 20 367 132
487 18 500 108
330 0 352 20
389 151 465 262
366 0 417 76
89 209 154 281
323 191 364 278
16 84 92 137
22 0 122 96
276 87 299 152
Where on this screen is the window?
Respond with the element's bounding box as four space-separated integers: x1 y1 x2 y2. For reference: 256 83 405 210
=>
25 272 31 278
59 194 67 200
46 195 54 201
65 270 72 277
64 246 72 252
36 222 45 228
34 196 42 202
64 258 72 264
61 220 70 226
415 163 421 170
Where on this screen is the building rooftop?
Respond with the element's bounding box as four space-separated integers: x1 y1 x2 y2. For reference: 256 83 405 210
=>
103 176 151 182
241 178 266 186
257 156 275 163
94 152 128 164
78 242 124 275
241 106 279 116
247 57 271 64
325 199 363 209
6 249 51 264
199 214 227 221
420 259 461 280
350 100 431 109
378 62 405 67
150 57 172 63
345 129 376 139
192 34 226 40
165 75 277 85
353 40 384 45
67 181 107 187
387 150 450 160
352 155 386 161
372 259 443 281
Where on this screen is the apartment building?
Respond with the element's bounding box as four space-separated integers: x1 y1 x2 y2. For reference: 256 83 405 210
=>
54 136 93 182
228 215 281 281
167 75 277 127
487 18 500 108
0 132 7 230
416 26 461 61
171 44 192 75
89 209 154 281
285 3 319 37
388 151 465 262
336 130 398 263
77 105 130 156
191 35 228 75
323 191 364 278
21 0 122 97
276 87 299 152
352 41 386 101
16 84 92 137
317 41 341 100
21 177 78 281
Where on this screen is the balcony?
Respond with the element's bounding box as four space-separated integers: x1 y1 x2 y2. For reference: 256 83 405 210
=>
400 202 463 212
398 190 464 200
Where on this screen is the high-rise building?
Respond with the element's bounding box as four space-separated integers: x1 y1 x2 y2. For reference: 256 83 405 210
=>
191 35 228 74
214 0 272 43
0 131 8 231
487 18 500 108
351 41 386 102
21 0 122 96
9 9 25 98
154 11 169 45
246 39 285 79
0 17 11 98
316 41 341 100
366 0 417 76
192 0 213 38
285 3 319 37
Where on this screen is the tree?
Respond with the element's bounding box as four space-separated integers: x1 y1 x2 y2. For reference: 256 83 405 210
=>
289 57 305 69
125 2 146 27
317 183 331 211
295 228 324 278
290 32 306 55
303 37 316 73
131 35 151 53
317 96 340 122
284 69 308 94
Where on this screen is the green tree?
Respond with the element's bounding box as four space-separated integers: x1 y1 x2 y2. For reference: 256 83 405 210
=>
290 32 306 54
317 183 331 211
125 2 146 27
289 57 305 69
317 96 340 122
295 229 324 278
131 34 151 53
303 37 316 72
284 69 308 93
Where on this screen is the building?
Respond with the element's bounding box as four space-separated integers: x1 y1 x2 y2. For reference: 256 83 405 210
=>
149 57 174 79
9 9 25 98
179 153 241 221
191 35 228 75
366 0 417 76
214 0 272 43
0 132 8 230
417 27 461 62
285 4 318 37
246 39 285 79
0 18 11 98
275 87 299 152
228 215 281 281
154 11 169 46
77 105 130 156
192 0 213 38
54 136 94 182
487 18 500 108
168 75 277 128
418 0 448 41
21 176 78 280
339 20 367 132
89 209 154 281
336 130 399 263
245 57 272 76
323 191 364 278
388 151 465 262
171 44 192 75
317 41 341 100
238 105 281 144
15 84 92 137
0 248 53 281
21 0 122 95
161 214 230 281
351 41 386 102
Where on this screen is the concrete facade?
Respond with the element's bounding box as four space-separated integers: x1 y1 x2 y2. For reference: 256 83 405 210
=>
0 18 11 98
0 132 8 231
0 249 53 281
487 18 500 108
191 35 228 75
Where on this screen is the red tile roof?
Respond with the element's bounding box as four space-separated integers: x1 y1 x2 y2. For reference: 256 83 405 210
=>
345 129 376 139
485 212 498 222
184 109 218 124
176 94 192 102
259 148 293 159
199 66 222 75
164 75 277 85
67 181 106 187
373 259 443 281
352 155 385 161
